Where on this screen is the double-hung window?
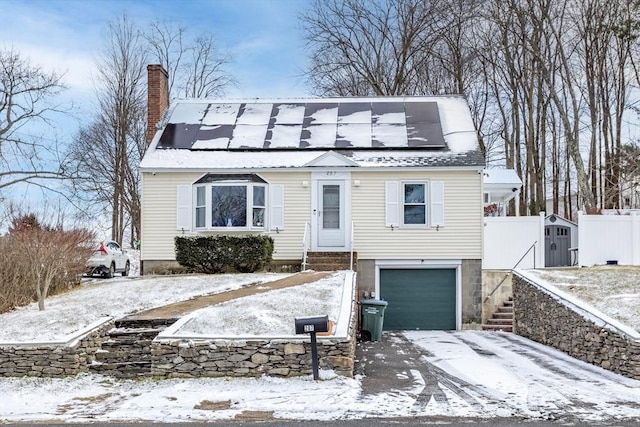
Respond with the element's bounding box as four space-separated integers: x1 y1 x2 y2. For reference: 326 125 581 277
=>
385 180 444 228
403 182 427 225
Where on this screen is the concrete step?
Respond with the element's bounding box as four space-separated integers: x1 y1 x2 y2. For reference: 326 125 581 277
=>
483 296 514 333
492 312 513 319
481 324 513 332
486 318 513 326
305 263 354 271
305 251 356 271
115 318 177 329
107 327 164 339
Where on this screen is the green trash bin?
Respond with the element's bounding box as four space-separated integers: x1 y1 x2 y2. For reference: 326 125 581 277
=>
359 299 388 341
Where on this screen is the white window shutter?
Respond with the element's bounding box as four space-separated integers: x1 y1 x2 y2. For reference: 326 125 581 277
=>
176 185 192 231
270 185 284 231
385 181 399 227
431 181 445 227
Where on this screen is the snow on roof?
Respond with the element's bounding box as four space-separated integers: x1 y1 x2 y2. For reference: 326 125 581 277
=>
141 96 484 171
483 168 522 186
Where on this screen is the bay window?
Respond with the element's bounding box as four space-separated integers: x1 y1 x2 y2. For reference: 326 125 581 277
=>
176 174 283 232
193 174 268 230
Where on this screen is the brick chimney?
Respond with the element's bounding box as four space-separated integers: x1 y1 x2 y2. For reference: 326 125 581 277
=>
146 64 169 146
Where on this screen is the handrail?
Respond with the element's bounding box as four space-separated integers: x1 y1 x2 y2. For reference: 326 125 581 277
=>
302 222 311 271
349 221 355 271
484 240 537 302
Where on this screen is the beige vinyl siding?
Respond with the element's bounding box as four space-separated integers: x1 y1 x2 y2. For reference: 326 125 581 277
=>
141 172 201 260
259 172 311 260
351 170 482 259
141 171 312 262
141 169 481 263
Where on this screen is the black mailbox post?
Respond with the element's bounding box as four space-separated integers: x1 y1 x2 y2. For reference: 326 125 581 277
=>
294 315 329 380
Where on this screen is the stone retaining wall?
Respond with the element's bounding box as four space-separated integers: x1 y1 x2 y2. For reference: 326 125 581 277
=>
150 291 358 378
0 321 114 377
513 272 640 380
1 291 358 379
151 337 356 378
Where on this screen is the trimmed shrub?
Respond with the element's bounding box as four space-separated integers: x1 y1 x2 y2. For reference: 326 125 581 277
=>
175 235 274 274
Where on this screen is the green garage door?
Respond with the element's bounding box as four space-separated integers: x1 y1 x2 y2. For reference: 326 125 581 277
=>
380 268 456 330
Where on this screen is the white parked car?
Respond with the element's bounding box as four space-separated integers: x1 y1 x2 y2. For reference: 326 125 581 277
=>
86 240 131 278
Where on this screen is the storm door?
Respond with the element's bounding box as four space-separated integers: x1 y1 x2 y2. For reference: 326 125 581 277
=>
317 180 346 247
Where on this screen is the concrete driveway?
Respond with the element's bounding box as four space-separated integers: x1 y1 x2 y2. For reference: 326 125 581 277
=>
355 331 640 422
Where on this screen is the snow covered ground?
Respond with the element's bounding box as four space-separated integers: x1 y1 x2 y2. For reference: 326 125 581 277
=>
1 330 638 423
523 266 639 332
1 264 639 422
0 272 293 343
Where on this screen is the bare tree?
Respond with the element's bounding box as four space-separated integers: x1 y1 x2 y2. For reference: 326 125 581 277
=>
67 14 147 246
0 47 69 192
301 0 450 96
67 15 235 246
144 19 186 97
302 0 639 216
183 34 234 98
145 20 234 99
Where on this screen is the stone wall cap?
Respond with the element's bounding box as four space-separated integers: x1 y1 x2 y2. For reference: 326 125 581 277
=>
0 317 113 348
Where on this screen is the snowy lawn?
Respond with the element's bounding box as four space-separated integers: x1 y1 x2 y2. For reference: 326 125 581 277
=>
172 272 345 338
0 272 292 343
523 266 640 332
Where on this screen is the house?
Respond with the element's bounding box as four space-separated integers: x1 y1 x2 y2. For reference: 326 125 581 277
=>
140 65 486 330
483 168 522 216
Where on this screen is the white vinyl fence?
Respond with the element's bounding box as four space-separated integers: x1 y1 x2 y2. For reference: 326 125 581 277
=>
578 212 640 266
483 213 545 270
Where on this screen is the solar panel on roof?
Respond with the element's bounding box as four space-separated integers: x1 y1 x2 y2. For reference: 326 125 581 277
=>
202 103 240 125
229 124 269 148
405 102 440 124
337 123 371 147
302 124 337 147
159 100 447 150
236 103 272 125
372 123 408 147
304 103 339 124
407 123 445 147
372 102 405 123
267 124 302 148
158 123 199 149
272 104 305 124
337 103 372 123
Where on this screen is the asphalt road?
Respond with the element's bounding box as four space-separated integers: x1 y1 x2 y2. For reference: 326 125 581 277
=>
5 419 638 426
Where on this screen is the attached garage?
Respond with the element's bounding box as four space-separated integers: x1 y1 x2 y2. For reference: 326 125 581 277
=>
378 267 459 330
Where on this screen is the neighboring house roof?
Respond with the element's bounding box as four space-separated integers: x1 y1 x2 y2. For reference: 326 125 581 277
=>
545 214 578 227
141 96 485 171
483 168 522 203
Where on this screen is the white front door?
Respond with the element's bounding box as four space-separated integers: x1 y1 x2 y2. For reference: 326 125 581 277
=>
317 180 346 248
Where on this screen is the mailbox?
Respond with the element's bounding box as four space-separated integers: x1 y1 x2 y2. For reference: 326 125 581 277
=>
295 315 329 335
294 315 329 380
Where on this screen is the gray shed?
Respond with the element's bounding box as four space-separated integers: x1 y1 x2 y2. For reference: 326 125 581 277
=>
545 214 579 267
